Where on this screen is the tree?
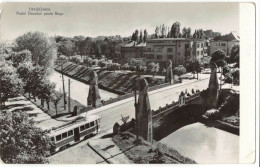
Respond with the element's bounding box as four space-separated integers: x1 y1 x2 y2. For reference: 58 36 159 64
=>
143 29 148 42
73 35 85 58
210 49 228 88
185 59 203 80
122 63 130 70
130 59 143 71
232 68 239 85
173 65 187 82
155 26 159 38
229 45 239 66
37 80 56 109
83 57 93 67
171 22 181 38
161 24 166 38
50 92 63 116
0 111 50 163
17 62 45 100
70 56 81 64
99 59 108 68
147 62 159 76
0 60 24 106
15 31 57 74
210 49 227 68
5 50 32 68
139 30 143 43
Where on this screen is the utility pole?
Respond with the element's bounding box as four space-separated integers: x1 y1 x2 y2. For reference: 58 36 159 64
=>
60 59 66 110
68 79 71 113
134 79 139 140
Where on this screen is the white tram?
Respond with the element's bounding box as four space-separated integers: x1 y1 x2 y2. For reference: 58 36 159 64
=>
48 115 100 153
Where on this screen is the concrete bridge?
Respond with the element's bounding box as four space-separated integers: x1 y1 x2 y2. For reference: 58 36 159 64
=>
135 65 220 142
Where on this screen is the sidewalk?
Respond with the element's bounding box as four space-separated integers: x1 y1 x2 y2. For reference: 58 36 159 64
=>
4 95 67 131
88 131 132 164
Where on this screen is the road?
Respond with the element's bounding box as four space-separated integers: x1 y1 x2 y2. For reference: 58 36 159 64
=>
49 73 214 163
96 76 211 133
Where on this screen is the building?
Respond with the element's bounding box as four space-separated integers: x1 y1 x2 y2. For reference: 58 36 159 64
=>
114 38 209 68
203 30 221 39
114 41 146 65
209 32 240 56
144 38 208 68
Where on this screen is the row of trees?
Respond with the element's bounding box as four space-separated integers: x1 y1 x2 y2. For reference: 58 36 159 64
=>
131 29 148 43
153 22 207 39
210 45 240 86
0 31 60 163
55 35 125 60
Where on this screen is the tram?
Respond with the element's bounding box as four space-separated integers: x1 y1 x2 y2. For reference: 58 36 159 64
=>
48 115 100 153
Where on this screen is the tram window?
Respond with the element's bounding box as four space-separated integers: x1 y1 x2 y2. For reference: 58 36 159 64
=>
68 130 73 136
85 123 90 129
62 132 68 139
51 137 55 142
80 125 85 131
56 135 62 141
90 121 94 127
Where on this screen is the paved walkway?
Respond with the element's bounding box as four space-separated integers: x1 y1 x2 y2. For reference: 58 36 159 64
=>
88 130 132 164
4 95 67 130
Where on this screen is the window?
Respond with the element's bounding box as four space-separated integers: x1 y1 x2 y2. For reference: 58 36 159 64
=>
85 123 90 129
221 43 226 47
80 125 85 131
156 48 162 52
201 51 203 55
51 137 55 142
156 55 162 59
90 121 95 127
179 44 181 47
197 44 200 48
201 43 203 47
167 55 173 59
68 130 73 136
146 48 151 52
197 51 200 55
56 135 62 142
62 132 68 139
147 54 154 59
178 52 180 56
167 48 173 52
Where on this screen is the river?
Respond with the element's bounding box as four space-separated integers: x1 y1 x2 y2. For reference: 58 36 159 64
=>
48 70 118 105
159 122 239 164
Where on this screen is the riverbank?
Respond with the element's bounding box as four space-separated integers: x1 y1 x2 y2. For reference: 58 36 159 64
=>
55 62 166 95
112 132 196 164
200 116 239 135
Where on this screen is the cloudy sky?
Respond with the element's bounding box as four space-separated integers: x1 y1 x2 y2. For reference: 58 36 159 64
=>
0 2 239 41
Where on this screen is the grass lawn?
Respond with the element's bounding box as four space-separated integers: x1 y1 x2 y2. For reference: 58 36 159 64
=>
24 92 85 118
55 62 166 94
112 132 196 164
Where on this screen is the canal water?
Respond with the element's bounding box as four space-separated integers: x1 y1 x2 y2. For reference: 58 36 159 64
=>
159 122 239 164
48 70 118 105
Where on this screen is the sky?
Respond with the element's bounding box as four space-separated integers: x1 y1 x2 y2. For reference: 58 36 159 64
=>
0 2 239 41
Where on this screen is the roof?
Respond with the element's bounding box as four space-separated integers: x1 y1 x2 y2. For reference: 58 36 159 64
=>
212 32 240 42
148 38 187 41
48 115 99 136
119 41 146 48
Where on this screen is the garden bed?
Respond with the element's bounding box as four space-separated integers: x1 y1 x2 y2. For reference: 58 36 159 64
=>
112 132 196 164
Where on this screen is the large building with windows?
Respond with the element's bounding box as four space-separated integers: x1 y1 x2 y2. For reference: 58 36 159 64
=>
209 32 240 56
144 38 208 68
114 38 209 68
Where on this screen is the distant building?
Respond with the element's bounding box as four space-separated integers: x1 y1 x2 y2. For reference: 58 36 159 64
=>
114 38 209 68
209 32 240 56
114 41 146 65
144 38 208 68
203 30 221 39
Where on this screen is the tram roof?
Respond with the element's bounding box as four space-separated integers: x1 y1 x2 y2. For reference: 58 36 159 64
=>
48 115 99 136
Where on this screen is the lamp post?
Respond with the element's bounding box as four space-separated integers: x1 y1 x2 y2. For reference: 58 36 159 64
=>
134 79 139 140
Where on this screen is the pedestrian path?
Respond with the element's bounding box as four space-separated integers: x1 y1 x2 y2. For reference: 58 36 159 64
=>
4 95 67 130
